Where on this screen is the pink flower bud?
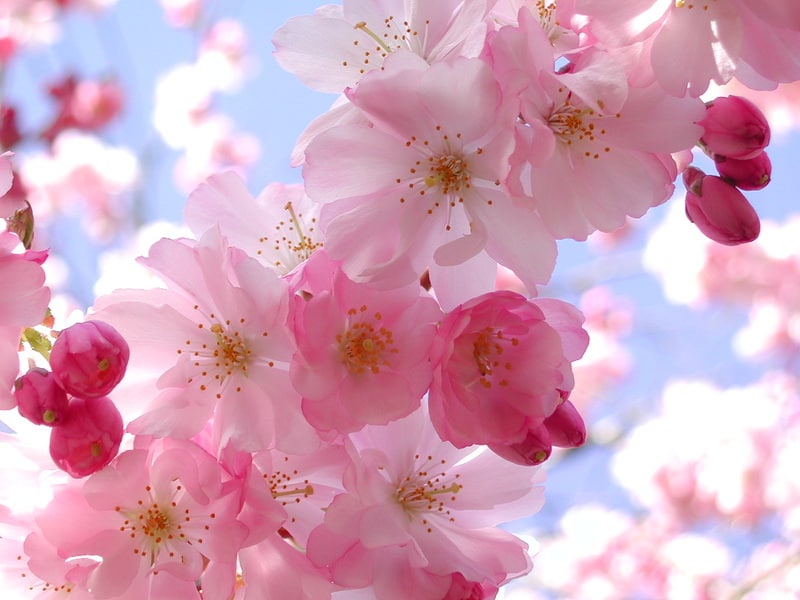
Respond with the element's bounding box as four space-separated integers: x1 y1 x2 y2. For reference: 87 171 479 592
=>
699 95 770 160
50 321 130 398
49 395 123 478
685 174 760 245
489 423 552 466
715 152 772 191
682 166 705 196
14 367 69 426
544 399 586 448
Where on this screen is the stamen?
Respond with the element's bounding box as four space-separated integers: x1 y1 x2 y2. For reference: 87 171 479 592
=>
354 21 392 54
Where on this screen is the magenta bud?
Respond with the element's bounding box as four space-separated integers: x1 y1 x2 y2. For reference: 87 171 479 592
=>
715 152 772 191
489 423 552 466
544 399 586 448
50 321 129 398
682 166 706 196
699 95 770 160
14 367 69 426
49 395 123 478
685 175 760 245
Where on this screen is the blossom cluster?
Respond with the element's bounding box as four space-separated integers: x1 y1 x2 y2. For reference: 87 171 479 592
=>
1 0 800 598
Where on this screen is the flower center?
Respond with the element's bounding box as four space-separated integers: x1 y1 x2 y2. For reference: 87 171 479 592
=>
393 454 462 530
259 201 322 272
424 154 471 194
210 323 251 373
548 101 594 144
472 327 518 389
337 306 396 374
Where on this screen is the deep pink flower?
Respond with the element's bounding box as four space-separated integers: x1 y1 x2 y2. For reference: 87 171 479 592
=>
14 367 69 426
48 395 123 478
50 320 129 399
700 95 770 160
715 152 772 191
684 171 760 245
429 291 588 452
291 251 442 433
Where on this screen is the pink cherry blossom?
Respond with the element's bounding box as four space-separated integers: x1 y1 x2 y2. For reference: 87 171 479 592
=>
306 405 544 598
36 439 251 599
0 230 50 410
290 251 442 433
185 171 322 275
488 9 705 240
273 0 494 93
304 55 557 294
428 291 588 453
92 229 319 454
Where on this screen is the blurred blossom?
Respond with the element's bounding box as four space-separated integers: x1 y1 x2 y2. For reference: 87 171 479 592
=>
197 18 252 91
20 130 139 239
612 375 798 527
173 114 260 194
152 63 214 148
522 504 731 600
159 0 201 28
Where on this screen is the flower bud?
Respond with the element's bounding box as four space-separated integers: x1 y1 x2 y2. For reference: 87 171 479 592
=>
14 367 69 426
699 95 770 160
49 395 123 478
50 321 129 398
489 423 552 466
685 174 760 245
715 152 772 191
544 398 586 448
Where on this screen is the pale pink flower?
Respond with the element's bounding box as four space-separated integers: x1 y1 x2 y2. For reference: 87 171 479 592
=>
304 55 557 295
197 19 250 92
273 0 494 93
36 439 250 599
159 0 201 28
92 229 319 454
0 230 50 409
429 291 588 454
488 10 705 240
575 0 800 96
291 251 442 433
185 171 322 276
306 405 543 598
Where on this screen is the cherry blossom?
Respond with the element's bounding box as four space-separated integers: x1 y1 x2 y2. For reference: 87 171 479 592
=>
92 229 320 454
273 0 494 93
35 439 250 599
305 405 544 598
290 251 442 433
304 55 557 296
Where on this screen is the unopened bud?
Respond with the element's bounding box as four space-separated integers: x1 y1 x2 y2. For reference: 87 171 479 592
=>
50 321 129 399
14 367 69 426
715 152 771 191
544 399 586 448
49 395 123 478
699 95 770 160
685 175 760 245
489 422 552 466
